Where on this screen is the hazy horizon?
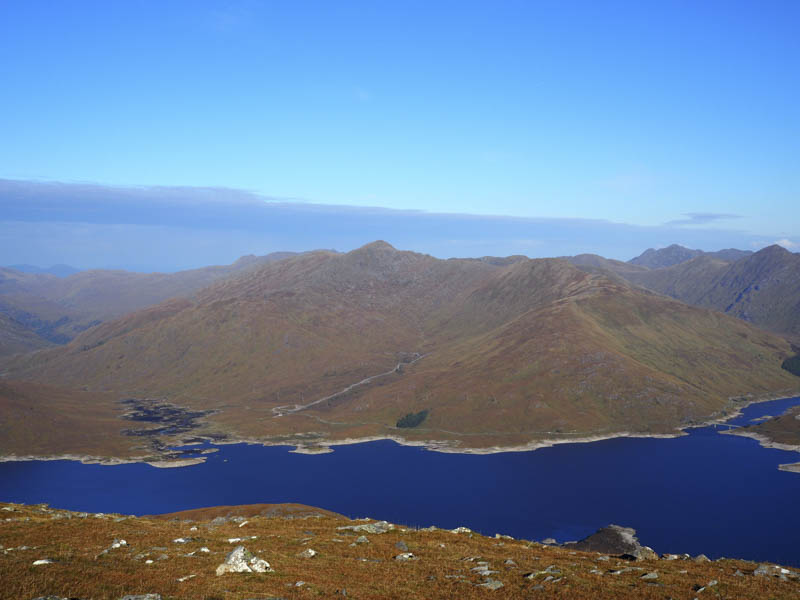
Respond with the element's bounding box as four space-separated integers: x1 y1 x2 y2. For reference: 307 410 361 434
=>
1 1 797 271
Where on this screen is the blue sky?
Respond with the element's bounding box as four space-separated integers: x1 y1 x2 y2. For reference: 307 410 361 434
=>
1 1 798 269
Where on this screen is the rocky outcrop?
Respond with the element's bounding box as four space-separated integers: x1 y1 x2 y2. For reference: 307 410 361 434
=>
214 545 273 575
571 524 657 560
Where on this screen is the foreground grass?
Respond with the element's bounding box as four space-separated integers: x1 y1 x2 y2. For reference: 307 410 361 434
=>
1 502 798 600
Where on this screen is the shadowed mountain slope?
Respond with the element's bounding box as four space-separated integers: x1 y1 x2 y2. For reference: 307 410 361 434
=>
620 245 800 339
3 241 797 454
0 313 53 358
0 252 298 349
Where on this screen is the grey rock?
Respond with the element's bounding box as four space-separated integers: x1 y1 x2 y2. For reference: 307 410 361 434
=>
541 537 557 545
504 558 517 566
693 554 711 563
640 572 658 580
337 520 393 534
119 596 162 600
355 536 369 544
216 545 273 576
479 579 504 590
298 548 317 558
572 524 656 559
395 541 408 552
394 552 416 561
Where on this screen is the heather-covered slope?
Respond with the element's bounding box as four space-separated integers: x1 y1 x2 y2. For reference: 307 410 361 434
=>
3 242 797 455
0 252 297 347
621 245 800 339
0 313 52 358
3 502 798 600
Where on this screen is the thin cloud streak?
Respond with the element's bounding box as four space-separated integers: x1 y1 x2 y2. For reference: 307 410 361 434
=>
665 212 743 226
0 179 784 271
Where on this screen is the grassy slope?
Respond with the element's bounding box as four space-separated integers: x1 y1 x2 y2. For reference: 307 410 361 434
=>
1 502 798 600
619 246 800 340
0 253 297 343
2 243 798 456
0 380 140 460
0 313 52 358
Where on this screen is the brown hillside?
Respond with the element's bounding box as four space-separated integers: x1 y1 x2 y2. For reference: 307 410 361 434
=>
1 242 798 457
1 501 798 600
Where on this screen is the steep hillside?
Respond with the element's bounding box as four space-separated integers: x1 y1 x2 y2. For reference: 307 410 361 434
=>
0 313 52 358
620 245 800 339
0 252 298 345
3 241 797 456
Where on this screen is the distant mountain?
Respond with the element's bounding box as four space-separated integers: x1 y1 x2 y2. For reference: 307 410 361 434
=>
0 251 299 348
4 241 796 455
622 245 800 339
7 264 81 277
628 244 752 269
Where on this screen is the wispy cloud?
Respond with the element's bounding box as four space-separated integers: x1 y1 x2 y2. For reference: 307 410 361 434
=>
665 212 742 226
0 178 782 270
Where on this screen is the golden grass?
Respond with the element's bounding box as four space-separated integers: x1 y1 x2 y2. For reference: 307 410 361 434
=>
0 502 797 600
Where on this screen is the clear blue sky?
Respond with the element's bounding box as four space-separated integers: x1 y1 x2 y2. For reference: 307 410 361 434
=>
1 1 798 267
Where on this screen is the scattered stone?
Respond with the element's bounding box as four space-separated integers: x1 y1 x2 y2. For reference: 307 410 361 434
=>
541 538 557 545
394 552 417 561
479 579 505 590
693 554 711 563
172 537 191 544
631 546 659 561
110 539 127 549
596 555 610 561
662 553 680 560
119 596 162 600
734 569 745 577
337 520 394 534
451 526 472 534
209 516 228 526
199 547 210 553
298 548 317 558
32 559 54 565
239 520 249 527
355 536 369 544
144 559 154 565
189 526 198 531
641 572 658 580
395 541 408 552
216 546 273 576
176 574 196 582
504 558 517 566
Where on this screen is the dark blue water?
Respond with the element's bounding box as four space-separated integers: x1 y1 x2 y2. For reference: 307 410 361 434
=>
2 396 799 566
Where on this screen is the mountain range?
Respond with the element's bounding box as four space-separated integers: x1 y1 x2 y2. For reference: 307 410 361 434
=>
0 252 298 352
571 244 800 341
1 241 798 460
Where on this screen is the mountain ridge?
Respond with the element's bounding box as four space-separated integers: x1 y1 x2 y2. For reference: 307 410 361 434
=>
2 241 797 459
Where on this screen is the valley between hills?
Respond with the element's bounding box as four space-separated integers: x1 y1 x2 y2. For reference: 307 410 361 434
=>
1 241 799 464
